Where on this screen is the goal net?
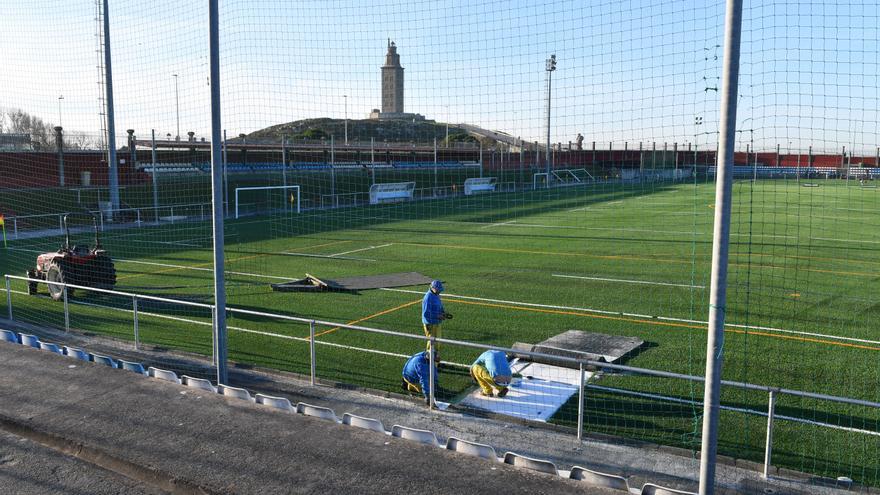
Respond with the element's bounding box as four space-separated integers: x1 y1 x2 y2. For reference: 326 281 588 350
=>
234 185 300 218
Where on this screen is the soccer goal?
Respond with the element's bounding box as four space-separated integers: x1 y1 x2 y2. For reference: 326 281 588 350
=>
235 185 301 219
463 177 497 195
369 182 416 205
552 168 595 183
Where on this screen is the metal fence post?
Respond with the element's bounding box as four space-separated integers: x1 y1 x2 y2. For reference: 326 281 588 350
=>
428 339 436 410
133 296 140 350
577 362 585 441
309 320 317 386
63 286 70 332
699 1 743 493
5 276 12 320
764 389 777 478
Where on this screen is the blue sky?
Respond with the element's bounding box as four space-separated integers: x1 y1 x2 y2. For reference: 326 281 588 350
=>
2 0 878 153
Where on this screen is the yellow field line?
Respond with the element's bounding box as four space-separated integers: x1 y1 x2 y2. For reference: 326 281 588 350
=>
447 299 880 352
311 299 422 339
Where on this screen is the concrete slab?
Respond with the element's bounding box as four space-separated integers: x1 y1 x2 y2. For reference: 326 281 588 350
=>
0 430 163 495
0 319 870 495
513 330 644 367
0 341 609 495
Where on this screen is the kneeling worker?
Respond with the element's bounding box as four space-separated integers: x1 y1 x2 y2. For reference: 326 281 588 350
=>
402 351 439 405
471 349 512 398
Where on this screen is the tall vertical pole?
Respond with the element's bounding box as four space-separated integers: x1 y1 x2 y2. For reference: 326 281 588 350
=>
281 136 288 209
699 1 742 494
330 135 336 199
55 126 65 187
545 54 556 179
343 95 348 145
208 0 227 385
173 74 180 141
370 137 376 186
151 130 159 222
223 130 229 217
479 141 484 178
433 137 438 194
102 0 120 211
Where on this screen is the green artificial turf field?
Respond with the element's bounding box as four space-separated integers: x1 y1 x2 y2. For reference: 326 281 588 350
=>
2 177 878 483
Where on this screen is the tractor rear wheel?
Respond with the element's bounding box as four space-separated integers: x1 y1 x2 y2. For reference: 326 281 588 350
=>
46 263 67 301
88 256 117 291
26 270 38 295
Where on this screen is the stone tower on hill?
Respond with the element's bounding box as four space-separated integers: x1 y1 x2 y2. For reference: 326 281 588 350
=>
381 39 405 114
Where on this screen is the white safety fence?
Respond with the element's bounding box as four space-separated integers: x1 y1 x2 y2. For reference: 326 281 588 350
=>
2 273 878 486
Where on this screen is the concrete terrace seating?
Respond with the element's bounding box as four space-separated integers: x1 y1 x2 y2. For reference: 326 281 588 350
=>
63 346 90 361
219 384 254 402
148 367 182 384
502 452 559 476
182 375 217 393
570 466 632 492
341 413 386 434
445 437 498 461
391 425 439 447
1 341 698 490
39 342 63 354
20 333 40 348
119 360 147 375
640 483 697 495
90 354 118 368
255 393 293 411
296 402 340 423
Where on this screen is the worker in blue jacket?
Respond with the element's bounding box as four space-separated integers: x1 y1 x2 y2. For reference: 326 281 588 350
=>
471 350 512 398
402 351 438 405
422 280 452 362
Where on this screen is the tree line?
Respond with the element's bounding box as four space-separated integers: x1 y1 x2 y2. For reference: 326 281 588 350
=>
0 108 99 151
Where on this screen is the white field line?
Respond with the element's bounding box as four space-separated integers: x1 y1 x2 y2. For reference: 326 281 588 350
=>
481 220 515 229
729 233 796 239
379 288 880 346
329 243 393 257
607 201 623 205
567 206 591 212
115 258 293 280
553 274 705 289
587 384 880 437
16 255 877 347
811 237 880 245
281 251 376 261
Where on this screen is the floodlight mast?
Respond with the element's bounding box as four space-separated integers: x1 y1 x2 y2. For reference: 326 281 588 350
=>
545 54 556 182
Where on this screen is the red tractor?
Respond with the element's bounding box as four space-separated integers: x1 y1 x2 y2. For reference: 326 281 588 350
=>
27 214 116 301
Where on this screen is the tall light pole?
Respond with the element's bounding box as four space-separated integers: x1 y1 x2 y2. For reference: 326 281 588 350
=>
57 95 64 126
545 54 556 180
172 73 180 141
343 94 348 145
445 104 450 148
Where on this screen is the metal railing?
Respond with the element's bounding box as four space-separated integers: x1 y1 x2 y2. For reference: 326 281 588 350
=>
3 273 879 481
4 202 214 239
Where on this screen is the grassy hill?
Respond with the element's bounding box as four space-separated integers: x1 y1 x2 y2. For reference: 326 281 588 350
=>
242 118 491 146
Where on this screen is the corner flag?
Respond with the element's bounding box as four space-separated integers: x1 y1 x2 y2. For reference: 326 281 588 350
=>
0 214 6 248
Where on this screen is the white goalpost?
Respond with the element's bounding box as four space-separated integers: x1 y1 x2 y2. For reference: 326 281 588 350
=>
235 185 301 219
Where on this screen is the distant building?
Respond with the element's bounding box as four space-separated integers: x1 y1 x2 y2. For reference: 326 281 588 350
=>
371 40 424 121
